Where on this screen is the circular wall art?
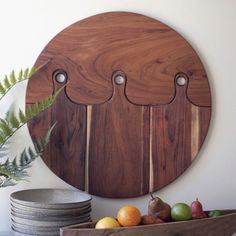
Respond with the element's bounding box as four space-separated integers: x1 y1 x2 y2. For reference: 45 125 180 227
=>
26 12 211 198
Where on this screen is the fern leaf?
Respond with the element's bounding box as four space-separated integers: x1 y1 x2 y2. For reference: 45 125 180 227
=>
33 140 42 153
4 110 11 123
23 68 29 80
28 147 35 159
12 157 17 169
0 118 9 126
0 64 51 103
0 124 55 187
10 70 16 85
36 139 44 153
53 86 64 100
0 140 9 155
29 67 36 78
37 101 44 111
0 166 23 184
31 102 39 114
17 69 23 81
1 85 62 148
34 138 47 154
3 159 10 167
19 149 29 166
0 135 4 144
0 178 17 187
25 86 64 120
4 76 11 89
0 132 7 140
0 82 5 95
25 106 33 120
43 123 56 146
33 60 50 73
0 121 11 136
18 109 26 123
0 86 63 149
19 150 26 166
42 98 49 108
9 113 20 128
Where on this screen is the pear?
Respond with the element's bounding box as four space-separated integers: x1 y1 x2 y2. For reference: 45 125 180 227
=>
141 215 165 225
148 193 171 222
191 198 207 219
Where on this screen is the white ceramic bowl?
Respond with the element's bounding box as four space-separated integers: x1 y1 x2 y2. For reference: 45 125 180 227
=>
12 220 60 231
11 203 91 216
11 211 91 221
11 215 91 227
10 189 92 209
12 225 59 236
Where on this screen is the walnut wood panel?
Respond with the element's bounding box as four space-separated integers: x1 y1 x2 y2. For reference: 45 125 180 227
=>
26 12 212 198
61 211 236 236
88 76 150 198
26 12 211 107
150 76 211 191
28 80 87 190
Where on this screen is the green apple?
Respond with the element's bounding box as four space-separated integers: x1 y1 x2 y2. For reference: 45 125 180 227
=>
171 203 192 221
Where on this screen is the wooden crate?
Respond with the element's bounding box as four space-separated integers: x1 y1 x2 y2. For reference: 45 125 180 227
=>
60 210 236 236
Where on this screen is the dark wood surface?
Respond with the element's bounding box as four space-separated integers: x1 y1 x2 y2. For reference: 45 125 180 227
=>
61 211 236 236
88 74 150 198
150 75 211 191
26 12 212 198
28 75 87 191
27 12 211 107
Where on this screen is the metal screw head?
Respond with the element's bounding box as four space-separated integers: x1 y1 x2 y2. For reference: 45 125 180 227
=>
55 72 67 83
176 76 186 86
115 75 125 85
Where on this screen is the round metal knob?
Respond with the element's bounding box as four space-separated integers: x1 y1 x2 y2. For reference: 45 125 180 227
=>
115 75 126 85
176 76 186 86
55 71 67 84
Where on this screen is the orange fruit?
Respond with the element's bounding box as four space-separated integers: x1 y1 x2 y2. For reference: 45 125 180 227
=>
117 205 141 227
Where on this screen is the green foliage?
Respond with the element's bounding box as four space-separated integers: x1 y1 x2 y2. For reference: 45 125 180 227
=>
0 61 49 102
0 125 55 187
0 87 63 148
0 63 63 187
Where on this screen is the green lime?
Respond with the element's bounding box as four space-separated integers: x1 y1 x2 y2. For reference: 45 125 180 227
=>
171 203 192 221
208 210 223 217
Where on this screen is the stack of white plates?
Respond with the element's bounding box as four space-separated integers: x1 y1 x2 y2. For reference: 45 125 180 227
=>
10 189 92 236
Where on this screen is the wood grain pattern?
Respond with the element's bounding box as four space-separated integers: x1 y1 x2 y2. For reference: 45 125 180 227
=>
150 76 211 190
28 79 87 190
50 81 87 190
26 12 211 107
88 75 150 198
26 12 212 198
61 210 236 236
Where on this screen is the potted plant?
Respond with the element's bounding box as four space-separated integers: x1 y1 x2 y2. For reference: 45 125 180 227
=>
0 65 62 187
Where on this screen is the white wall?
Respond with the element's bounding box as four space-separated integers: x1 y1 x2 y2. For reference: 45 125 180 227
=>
0 0 236 232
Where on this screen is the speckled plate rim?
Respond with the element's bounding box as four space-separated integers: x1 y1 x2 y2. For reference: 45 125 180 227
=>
10 188 92 209
11 216 91 228
12 225 59 236
11 211 91 221
11 204 91 216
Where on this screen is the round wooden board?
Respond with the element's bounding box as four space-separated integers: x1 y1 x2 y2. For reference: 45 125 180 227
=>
26 12 211 198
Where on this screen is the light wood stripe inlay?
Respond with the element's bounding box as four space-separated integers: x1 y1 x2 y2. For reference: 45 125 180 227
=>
85 105 92 192
149 107 154 192
191 105 200 160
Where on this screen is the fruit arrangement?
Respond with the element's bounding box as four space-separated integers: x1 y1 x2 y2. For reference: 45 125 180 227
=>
95 194 223 229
